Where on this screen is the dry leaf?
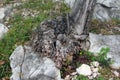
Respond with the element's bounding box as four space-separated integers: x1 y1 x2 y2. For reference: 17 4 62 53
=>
2 77 10 80
0 60 5 66
66 54 73 62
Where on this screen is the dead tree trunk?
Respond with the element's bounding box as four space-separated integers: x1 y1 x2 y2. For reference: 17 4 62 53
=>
70 0 97 35
31 0 97 68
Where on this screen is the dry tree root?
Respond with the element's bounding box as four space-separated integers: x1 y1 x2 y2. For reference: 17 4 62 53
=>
30 0 96 69
31 14 83 68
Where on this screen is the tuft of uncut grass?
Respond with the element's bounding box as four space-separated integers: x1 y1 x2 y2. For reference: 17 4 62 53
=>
0 0 70 78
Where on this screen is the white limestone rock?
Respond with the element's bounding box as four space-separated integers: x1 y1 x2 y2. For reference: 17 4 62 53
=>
71 72 77 76
75 62 100 79
88 61 100 79
90 61 99 68
92 72 99 78
76 64 92 76
89 33 120 69
0 23 8 39
54 0 75 8
112 70 119 77
92 68 99 73
64 75 70 80
88 72 100 79
93 4 110 21
54 0 120 21
109 78 114 80
94 0 120 21
88 75 94 80
10 45 61 80
0 8 5 20
64 0 75 8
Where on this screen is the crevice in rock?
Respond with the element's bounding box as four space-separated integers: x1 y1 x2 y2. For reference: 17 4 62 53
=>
19 46 26 80
28 63 41 79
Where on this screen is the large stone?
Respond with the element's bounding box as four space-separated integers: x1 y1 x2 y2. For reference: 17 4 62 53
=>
93 0 120 21
0 23 8 39
89 33 120 69
10 45 61 80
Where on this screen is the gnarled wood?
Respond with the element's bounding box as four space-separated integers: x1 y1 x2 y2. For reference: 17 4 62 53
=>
31 0 97 68
70 0 97 35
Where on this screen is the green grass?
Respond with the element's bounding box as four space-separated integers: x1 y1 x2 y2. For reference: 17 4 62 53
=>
83 47 111 66
95 76 105 80
75 75 89 80
90 19 120 34
0 0 70 79
75 75 105 80
73 48 111 80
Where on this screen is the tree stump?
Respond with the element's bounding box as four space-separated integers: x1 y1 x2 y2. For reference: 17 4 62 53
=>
31 0 97 68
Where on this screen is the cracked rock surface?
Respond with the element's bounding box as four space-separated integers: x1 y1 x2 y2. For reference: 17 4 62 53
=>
93 0 120 21
89 33 120 69
57 0 120 21
10 45 61 80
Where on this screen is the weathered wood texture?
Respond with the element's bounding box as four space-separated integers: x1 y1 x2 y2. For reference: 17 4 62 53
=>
31 0 96 68
70 0 97 35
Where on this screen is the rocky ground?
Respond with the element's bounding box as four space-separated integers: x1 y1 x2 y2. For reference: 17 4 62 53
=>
0 0 69 79
0 0 120 80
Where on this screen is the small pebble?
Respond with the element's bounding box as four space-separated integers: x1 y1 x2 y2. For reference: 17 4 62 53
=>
112 70 119 77
64 75 70 80
92 68 99 73
92 72 98 78
71 72 77 76
90 61 99 68
88 75 94 80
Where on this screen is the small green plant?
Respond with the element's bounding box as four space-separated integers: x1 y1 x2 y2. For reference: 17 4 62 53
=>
85 47 111 66
95 76 105 80
75 75 89 80
94 47 110 65
75 75 105 80
97 47 110 65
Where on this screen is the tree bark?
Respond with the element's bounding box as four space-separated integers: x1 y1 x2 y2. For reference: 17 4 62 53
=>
31 0 97 68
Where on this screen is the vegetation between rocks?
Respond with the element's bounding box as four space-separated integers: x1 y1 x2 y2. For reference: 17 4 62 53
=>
60 47 114 79
90 19 120 34
0 0 69 79
0 0 120 79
